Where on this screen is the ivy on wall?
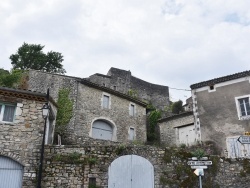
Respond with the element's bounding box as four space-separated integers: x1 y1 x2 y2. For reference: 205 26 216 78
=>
127 89 138 99
55 88 73 139
147 109 161 142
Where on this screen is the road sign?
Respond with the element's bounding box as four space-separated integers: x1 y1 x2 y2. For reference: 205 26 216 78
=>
194 169 204 176
200 157 208 160
238 136 250 144
187 161 212 166
188 157 208 161
191 166 207 169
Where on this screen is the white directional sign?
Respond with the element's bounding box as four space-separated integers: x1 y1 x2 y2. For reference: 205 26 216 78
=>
187 161 212 166
194 169 204 176
191 165 207 169
238 136 250 144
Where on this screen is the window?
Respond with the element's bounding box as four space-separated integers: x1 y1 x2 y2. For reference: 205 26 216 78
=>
103 95 110 109
0 103 16 122
238 98 250 116
129 104 135 116
128 127 135 140
89 178 96 187
235 95 250 120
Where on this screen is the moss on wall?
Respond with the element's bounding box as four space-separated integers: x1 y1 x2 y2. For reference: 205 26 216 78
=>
162 145 222 187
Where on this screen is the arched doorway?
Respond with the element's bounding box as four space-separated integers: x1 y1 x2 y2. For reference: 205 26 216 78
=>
0 156 24 188
108 155 154 188
92 120 113 140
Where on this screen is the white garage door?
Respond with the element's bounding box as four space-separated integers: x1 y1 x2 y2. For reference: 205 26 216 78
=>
0 156 24 188
108 155 154 188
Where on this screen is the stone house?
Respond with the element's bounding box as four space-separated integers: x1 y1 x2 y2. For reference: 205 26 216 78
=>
88 67 170 110
190 70 250 158
158 111 195 146
28 70 148 144
0 86 57 187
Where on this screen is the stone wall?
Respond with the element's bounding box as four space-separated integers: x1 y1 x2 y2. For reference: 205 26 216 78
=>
158 112 194 146
28 70 147 144
88 67 170 110
0 93 56 188
72 84 147 143
42 144 250 188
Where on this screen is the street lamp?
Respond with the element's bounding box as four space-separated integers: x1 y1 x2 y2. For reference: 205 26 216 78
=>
37 103 50 188
42 103 49 119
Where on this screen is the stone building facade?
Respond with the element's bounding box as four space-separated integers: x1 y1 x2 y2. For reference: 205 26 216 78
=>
190 70 250 157
158 111 195 146
28 70 147 144
0 87 57 187
88 67 170 110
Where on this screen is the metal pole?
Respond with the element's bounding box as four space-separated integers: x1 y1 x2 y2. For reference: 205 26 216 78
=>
199 175 202 188
37 89 49 188
37 118 47 188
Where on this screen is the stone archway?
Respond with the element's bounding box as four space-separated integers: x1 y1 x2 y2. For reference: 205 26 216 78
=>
108 155 154 188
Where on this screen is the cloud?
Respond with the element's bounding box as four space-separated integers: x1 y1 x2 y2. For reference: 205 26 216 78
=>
1 0 250 102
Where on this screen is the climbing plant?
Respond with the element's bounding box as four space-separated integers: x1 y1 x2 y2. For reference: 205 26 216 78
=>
55 88 73 139
127 89 138 99
147 109 161 142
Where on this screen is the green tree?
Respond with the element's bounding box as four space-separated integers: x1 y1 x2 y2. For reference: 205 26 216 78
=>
0 68 23 88
9 42 66 74
171 100 184 114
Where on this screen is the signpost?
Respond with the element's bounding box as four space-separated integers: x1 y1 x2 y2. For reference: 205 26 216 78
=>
191 166 207 169
187 161 212 166
187 157 212 188
237 135 250 144
194 169 204 188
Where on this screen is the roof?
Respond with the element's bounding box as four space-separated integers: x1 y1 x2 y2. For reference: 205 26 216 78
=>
158 111 193 123
0 87 57 106
78 79 148 107
29 70 147 107
190 70 250 89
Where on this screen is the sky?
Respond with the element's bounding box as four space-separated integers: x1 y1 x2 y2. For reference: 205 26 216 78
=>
1 0 250 102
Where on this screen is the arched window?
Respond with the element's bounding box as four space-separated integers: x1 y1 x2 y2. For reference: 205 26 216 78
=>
92 120 113 140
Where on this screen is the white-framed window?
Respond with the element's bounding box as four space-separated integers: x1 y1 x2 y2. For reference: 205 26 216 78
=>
102 93 111 109
0 103 16 122
235 95 250 120
128 127 135 140
129 103 136 116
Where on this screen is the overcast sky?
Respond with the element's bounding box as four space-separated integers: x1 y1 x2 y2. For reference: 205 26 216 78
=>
1 0 250 102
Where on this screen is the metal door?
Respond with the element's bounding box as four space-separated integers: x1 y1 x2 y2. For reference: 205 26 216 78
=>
0 156 24 188
108 155 154 188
